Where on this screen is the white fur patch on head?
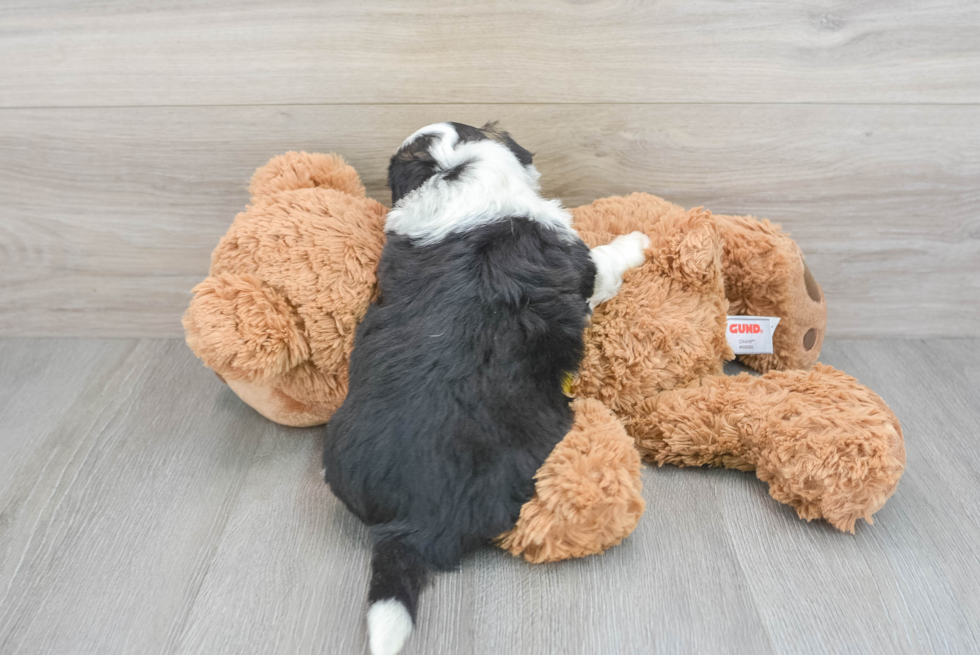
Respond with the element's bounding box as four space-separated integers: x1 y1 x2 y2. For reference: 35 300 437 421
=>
367 599 413 655
399 121 458 149
589 231 651 309
386 122 575 245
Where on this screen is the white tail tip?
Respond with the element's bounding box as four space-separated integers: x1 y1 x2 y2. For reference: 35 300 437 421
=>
367 599 413 655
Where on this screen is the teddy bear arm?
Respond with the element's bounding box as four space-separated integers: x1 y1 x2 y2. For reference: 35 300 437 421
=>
496 399 645 563
183 273 310 383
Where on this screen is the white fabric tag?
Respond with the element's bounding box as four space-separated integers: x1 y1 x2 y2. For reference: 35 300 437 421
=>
726 316 782 355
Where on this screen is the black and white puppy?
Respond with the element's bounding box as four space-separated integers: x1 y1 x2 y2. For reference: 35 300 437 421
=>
323 122 648 655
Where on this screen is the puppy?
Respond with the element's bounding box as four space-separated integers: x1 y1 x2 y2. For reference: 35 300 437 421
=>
323 122 648 655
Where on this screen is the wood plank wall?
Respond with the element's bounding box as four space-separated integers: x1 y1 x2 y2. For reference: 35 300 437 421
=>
1 1 978 338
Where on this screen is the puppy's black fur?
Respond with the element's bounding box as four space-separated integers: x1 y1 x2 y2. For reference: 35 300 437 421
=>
324 124 595 635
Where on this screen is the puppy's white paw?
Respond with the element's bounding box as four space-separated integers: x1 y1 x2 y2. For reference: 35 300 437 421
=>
609 231 651 269
588 231 650 309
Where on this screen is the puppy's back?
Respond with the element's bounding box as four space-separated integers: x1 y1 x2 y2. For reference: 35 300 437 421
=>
324 216 594 567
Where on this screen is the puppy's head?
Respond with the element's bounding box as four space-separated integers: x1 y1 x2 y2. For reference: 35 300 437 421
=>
385 122 572 246
388 122 535 205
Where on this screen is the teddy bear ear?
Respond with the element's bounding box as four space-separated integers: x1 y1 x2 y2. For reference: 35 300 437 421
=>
248 151 366 200
183 273 310 383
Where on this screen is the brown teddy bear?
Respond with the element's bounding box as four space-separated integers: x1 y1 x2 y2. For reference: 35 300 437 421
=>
184 152 905 563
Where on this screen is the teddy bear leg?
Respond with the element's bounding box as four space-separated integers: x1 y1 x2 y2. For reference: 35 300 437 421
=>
713 213 827 372
638 365 905 532
496 399 645 563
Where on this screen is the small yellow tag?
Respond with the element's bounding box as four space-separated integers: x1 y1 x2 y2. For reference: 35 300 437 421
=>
561 372 575 397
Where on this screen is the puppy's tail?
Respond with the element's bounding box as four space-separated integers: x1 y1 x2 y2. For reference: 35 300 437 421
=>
366 536 429 655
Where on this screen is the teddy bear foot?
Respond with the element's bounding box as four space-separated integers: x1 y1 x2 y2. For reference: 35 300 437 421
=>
496 399 645 563
636 365 905 532
713 213 828 373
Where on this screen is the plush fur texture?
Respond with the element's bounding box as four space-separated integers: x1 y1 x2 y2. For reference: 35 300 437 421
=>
641 365 905 533
571 193 732 432
716 213 827 372
184 150 905 563
183 153 387 426
495 398 644 562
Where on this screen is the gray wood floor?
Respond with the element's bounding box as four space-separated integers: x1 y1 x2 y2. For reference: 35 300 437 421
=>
0 338 977 654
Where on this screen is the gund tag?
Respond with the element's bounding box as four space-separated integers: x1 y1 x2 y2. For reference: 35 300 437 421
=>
726 316 781 355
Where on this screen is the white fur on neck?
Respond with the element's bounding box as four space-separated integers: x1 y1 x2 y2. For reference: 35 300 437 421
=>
386 123 575 246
